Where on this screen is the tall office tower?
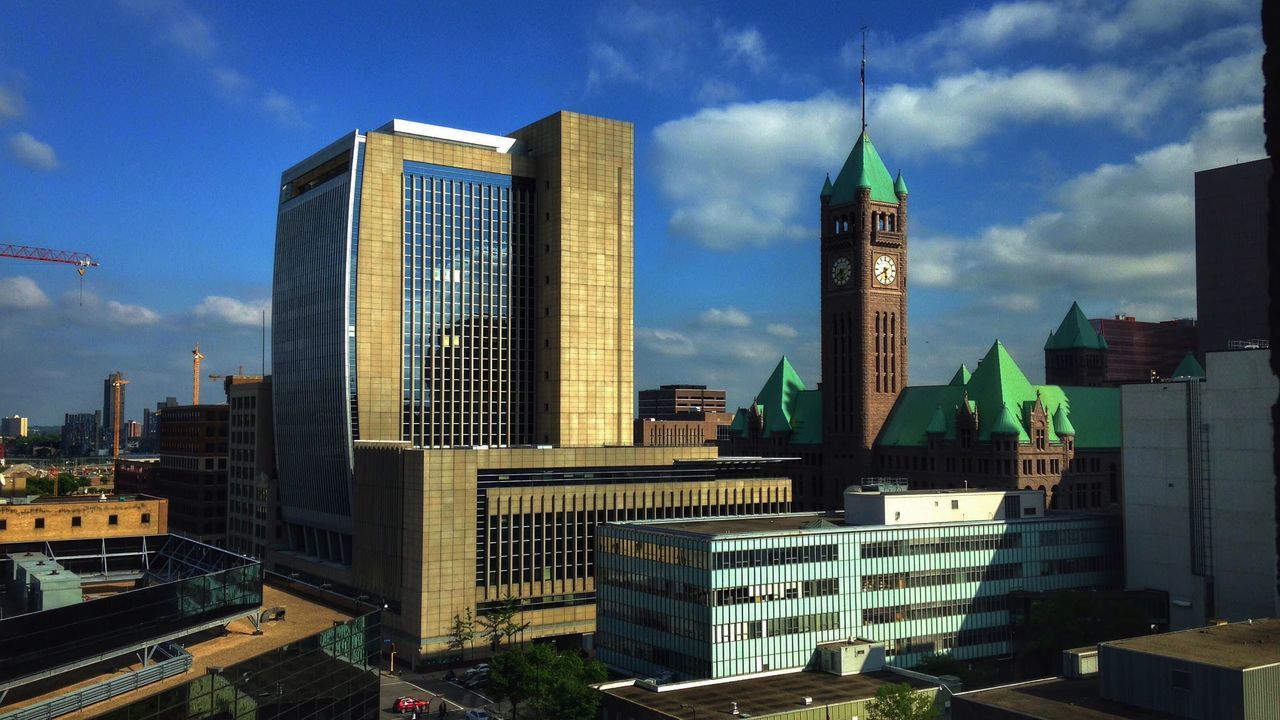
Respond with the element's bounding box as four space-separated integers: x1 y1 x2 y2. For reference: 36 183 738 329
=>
0 415 28 438
156 404 228 546
101 371 126 449
272 112 634 563
1195 157 1270 354
61 411 100 456
226 376 278 559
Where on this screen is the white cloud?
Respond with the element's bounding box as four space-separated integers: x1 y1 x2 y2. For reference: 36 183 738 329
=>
720 26 770 73
1087 0 1253 50
653 94 852 249
0 276 50 309
699 307 751 328
119 0 217 57
871 65 1166 154
1200 52 1262 106
193 296 270 327
8 132 58 170
636 328 697 356
210 66 251 99
0 83 24 118
697 78 741 105
766 323 798 339
856 1 1063 69
908 103 1263 382
261 90 306 127
106 300 161 326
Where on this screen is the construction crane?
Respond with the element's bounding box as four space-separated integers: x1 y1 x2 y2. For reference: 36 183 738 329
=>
110 374 129 459
0 244 100 304
208 366 246 382
192 344 204 405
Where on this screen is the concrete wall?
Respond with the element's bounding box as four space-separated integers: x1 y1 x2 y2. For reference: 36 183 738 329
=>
844 489 1043 526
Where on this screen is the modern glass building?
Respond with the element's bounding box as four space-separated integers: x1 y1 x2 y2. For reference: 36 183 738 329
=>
596 489 1119 680
272 113 635 569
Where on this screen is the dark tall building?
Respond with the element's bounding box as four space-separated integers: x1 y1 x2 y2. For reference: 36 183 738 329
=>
60 411 100 456
1195 157 1270 354
637 385 726 418
156 404 228 545
820 130 909 503
227 376 278 559
101 371 126 449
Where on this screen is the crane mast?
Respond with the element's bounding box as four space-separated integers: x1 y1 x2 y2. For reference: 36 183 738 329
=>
192 344 204 405
111 374 129 459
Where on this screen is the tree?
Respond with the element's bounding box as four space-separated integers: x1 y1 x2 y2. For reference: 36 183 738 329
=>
488 644 606 720
479 594 529 650
447 608 476 658
866 682 939 720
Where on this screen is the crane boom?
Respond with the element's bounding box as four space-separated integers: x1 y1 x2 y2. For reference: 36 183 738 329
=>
1 244 100 270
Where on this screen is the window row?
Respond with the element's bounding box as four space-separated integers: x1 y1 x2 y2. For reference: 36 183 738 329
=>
861 532 1021 559
711 544 838 570
860 562 1023 591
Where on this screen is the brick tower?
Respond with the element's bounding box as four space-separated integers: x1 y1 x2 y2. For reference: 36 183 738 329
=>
819 131 908 505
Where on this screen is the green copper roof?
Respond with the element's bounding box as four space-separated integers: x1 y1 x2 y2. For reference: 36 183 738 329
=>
820 174 833 198
893 170 908 196
949 365 971 386
831 131 898 205
757 356 806 437
926 405 948 435
1045 302 1108 350
966 341 1036 442
728 408 749 434
991 403 1024 436
1171 352 1205 379
1052 404 1076 436
789 389 823 445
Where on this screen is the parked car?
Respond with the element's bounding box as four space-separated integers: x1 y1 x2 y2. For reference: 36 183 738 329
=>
463 671 489 689
394 697 431 713
464 709 492 720
462 663 489 678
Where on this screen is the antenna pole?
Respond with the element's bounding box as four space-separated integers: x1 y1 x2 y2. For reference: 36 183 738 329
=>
860 27 868 134
261 309 266 375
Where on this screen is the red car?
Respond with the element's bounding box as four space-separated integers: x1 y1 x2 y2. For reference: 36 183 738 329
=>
394 696 431 713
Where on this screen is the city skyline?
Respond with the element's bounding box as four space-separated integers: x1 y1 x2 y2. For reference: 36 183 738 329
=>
0 1 1265 425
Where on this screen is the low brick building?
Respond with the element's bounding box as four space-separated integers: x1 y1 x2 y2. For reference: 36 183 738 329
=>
0 494 168 542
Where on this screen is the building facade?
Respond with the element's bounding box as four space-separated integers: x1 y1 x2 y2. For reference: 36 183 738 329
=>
1044 302 1198 386
0 495 168 543
272 112 634 566
101 371 126 449
61 411 100 456
156 404 228 545
634 415 733 446
1195 157 1270 354
596 489 1119 680
226 376 278 559
876 340 1121 511
1122 349 1278 629
347 444 792 665
638 385 727 418
1 415 28 438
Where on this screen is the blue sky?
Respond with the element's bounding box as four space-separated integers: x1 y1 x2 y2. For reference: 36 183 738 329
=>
0 0 1265 427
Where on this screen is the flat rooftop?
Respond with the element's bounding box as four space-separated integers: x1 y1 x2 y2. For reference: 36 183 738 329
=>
622 508 1097 538
954 676 1177 719
604 670 931 719
0 582 355 718
1101 618 1280 670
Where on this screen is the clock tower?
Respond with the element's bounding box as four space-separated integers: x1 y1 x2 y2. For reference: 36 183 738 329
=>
820 131 908 504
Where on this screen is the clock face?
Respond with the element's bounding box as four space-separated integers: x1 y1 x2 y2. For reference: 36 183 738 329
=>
831 257 852 286
874 255 897 285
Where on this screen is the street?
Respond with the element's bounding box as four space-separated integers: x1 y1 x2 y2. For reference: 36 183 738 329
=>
378 670 502 719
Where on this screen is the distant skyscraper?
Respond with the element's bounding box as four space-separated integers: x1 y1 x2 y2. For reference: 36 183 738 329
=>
61 411 100 456
101 371 126 448
272 112 634 561
1195 157 1270 353
1 415 28 438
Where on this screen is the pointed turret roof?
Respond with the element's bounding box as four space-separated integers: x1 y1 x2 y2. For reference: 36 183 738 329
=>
830 131 897 205
1052 404 1076 436
1171 352 1206 379
990 403 1024 436
1045 302 1108 350
756 356 806 436
949 364 971 386
926 405 948 435
820 174 833 198
894 170 908 196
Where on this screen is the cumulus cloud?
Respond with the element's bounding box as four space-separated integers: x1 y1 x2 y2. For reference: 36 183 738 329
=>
1200 52 1262 106
766 323 798 339
699 306 751 327
8 132 58 170
871 65 1167 154
636 328 697 356
908 103 1263 382
106 300 162 326
849 1 1063 69
0 276 51 309
193 296 270 327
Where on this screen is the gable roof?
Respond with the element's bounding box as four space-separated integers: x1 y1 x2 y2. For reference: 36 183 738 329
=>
1045 301 1108 350
830 131 898 205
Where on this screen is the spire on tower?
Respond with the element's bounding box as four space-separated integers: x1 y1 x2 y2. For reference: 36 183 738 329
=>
860 27 867 134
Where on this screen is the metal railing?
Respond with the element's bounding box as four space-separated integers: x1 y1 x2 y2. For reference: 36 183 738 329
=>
0 643 191 720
